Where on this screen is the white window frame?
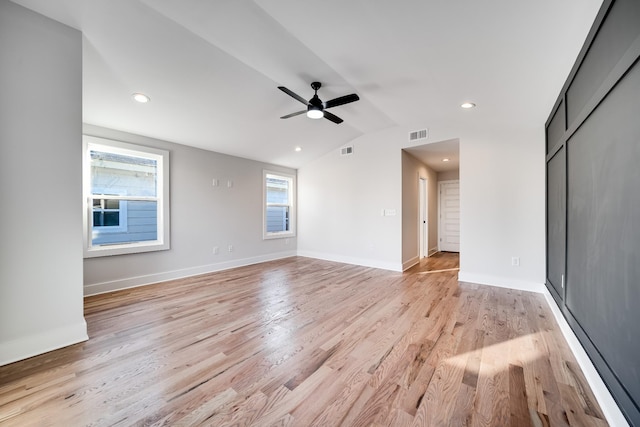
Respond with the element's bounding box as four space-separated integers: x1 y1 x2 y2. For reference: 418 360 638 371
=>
263 170 296 239
83 135 170 257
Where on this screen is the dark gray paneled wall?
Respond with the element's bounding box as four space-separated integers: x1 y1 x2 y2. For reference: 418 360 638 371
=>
545 0 640 424
567 62 640 409
545 147 565 298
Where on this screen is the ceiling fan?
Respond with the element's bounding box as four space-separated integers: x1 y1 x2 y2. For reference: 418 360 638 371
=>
278 82 359 124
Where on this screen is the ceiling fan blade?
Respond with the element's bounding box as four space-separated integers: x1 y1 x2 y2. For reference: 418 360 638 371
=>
280 110 306 119
278 86 309 105
323 111 344 124
324 93 359 109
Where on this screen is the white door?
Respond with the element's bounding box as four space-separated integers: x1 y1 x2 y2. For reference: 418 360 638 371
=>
419 178 428 258
439 180 460 252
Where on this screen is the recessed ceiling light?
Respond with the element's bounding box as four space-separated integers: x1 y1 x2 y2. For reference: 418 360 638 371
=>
442 158 450 162
460 102 476 109
295 146 302 152
132 93 150 103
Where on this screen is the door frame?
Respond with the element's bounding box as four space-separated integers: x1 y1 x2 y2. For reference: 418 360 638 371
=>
419 177 428 258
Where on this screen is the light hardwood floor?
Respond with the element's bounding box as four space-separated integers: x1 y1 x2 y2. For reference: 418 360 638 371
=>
0 253 607 426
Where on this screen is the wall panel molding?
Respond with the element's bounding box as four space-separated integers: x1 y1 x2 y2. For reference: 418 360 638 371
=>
545 0 640 423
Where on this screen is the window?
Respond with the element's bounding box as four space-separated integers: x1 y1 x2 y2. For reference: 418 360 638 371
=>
83 136 170 257
263 170 296 239
92 196 127 231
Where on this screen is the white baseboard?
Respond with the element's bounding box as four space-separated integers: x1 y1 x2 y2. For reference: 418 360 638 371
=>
0 320 88 367
541 289 629 427
81 255 629 425
296 250 403 272
458 271 628 426
428 247 439 257
457 271 545 293
84 251 297 296
402 256 419 271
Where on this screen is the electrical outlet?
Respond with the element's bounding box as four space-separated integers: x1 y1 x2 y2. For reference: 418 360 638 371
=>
227 180 233 188
511 257 520 266
212 178 219 187
228 245 233 252
213 246 219 255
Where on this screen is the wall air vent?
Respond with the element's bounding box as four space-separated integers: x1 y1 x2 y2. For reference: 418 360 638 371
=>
409 128 428 142
340 145 354 156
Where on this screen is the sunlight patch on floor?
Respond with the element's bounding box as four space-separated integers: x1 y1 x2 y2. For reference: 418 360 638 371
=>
444 332 545 377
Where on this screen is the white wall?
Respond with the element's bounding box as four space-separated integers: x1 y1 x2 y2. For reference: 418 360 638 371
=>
457 129 546 291
401 151 438 269
297 128 405 271
0 1 87 365
83 125 297 295
298 124 545 292
0 0 547 366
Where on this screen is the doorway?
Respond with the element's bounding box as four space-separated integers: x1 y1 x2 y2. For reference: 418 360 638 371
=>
419 177 428 258
402 138 460 268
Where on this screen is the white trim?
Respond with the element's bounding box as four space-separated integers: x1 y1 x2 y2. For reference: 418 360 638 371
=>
457 274 628 426
91 190 128 233
457 271 545 293
403 256 420 271
296 250 403 272
81 250 628 425
84 250 297 296
83 135 171 258
419 176 428 259
428 246 439 257
541 288 629 427
0 320 88 367
263 170 296 240
80 244 628 426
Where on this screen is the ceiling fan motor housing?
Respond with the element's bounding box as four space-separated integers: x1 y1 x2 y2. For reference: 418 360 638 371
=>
308 94 323 111
309 82 324 113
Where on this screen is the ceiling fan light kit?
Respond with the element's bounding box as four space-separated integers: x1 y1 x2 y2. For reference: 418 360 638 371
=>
279 81 359 124
307 106 324 119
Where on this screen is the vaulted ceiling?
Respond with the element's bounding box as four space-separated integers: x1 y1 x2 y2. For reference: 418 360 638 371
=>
11 0 602 168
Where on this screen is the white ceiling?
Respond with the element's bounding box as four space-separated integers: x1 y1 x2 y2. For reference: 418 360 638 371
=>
11 0 602 169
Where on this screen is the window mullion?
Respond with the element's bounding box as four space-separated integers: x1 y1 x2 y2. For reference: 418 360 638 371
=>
89 195 158 202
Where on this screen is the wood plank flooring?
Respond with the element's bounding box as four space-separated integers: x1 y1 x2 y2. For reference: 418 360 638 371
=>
0 253 608 426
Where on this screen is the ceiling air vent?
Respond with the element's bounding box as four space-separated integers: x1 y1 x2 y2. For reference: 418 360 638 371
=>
409 128 428 142
340 145 354 156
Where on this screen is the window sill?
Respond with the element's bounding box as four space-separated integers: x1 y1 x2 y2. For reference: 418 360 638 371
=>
84 241 170 258
263 232 296 240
